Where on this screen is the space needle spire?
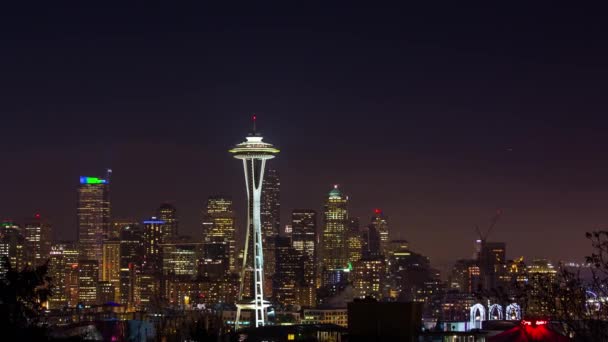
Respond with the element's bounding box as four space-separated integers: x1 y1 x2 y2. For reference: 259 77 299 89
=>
229 115 279 329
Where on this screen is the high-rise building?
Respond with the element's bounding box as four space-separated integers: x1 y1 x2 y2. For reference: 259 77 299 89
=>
229 116 279 328
119 224 143 308
291 210 316 287
102 239 121 302
78 259 99 306
321 185 349 274
527 259 557 315
157 203 178 241
370 209 389 255
449 259 480 293
261 167 280 300
109 218 136 240
0 221 26 276
161 238 201 278
202 196 236 272
273 235 302 306
142 217 165 271
48 242 80 309
261 167 281 239
77 173 111 268
362 224 381 258
352 256 386 300
23 213 52 267
201 241 230 279
477 241 506 290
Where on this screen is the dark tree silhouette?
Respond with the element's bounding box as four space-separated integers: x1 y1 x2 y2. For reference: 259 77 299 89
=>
0 257 52 340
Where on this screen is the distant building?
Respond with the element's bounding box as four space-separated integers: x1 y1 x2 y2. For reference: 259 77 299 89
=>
142 217 165 271
370 209 389 256
321 185 349 287
477 241 506 291
273 235 302 306
98 281 115 304
78 259 99 306
302 308 348 327
449 259 480 293
527 259 557 315
202 196 236 272
157 203 178 241
23 213 52 267
261 167 281 298
102 239 121 302
77 173 111 270
48 242 79 309
119 224 143 308
161 238 201 278
291 209 317 287
0 221 26 276
352 256 385 300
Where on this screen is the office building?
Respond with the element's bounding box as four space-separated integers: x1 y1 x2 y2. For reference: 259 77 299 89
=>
291 209 316 287
320 185 349 283
202 196 236 272
157 202 178 241
78 259 99 306
142 217 165 270
77 173 111 268
23 213 52 267
370 209 389 255
102 239 121 302
352 256 385 300
273 235 302 306
0 221 26 276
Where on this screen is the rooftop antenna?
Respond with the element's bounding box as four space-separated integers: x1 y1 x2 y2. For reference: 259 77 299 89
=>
252 113 257 133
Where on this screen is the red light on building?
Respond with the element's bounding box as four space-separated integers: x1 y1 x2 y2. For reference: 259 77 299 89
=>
35 213 41 219
374 208 381 214
521 319 548 327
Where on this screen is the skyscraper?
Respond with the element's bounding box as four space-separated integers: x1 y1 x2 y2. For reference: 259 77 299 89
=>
78 259 99 306
202 196 236 272
229 116 279 328
0 221 26 276
157 203 178 241
273 235 302 306
102 239 121 302
77 173 111 268
142 217 165 271
261 167 280 299
321 185 349 273
370 209 389 255
119 224 143 309
23 213 52 267
291 209 317 287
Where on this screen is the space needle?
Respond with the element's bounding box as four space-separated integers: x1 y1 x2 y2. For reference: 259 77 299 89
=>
229 115 279 329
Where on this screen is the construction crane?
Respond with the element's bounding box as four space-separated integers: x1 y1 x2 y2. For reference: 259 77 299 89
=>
476 209 502 243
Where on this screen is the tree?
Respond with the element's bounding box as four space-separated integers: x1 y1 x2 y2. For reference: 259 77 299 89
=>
0 257 52 339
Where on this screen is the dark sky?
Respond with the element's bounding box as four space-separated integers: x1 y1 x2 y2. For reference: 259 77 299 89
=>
1 3 608 273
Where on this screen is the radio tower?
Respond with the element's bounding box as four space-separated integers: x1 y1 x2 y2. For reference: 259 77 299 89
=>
229 115 279 329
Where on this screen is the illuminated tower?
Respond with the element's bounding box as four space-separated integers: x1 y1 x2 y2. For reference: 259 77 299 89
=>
321 185 349 274
77 171 111 268
229 116 279 328
157 203 178 241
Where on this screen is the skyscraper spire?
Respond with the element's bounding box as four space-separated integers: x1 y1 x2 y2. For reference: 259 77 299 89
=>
252 113 257 134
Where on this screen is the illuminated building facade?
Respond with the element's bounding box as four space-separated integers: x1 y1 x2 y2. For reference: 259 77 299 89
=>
291 209 317 287
98 281 115 304
78 259 99 306
23 213 52 267
273 235 302 306
77 173 111 268
102 239 121 302
370 209 389 256
119 224 143 308
527 259 557 315
0 221 26 276
261 167 280 297
48 242 79 309
202 196 236 272
352 256 385 300
143 217 165 270
449 259 480 293
320 185 349 283
229 117 279 328
302 308 348 327
157 203 178 241
161 239 201 277
477 241 506 291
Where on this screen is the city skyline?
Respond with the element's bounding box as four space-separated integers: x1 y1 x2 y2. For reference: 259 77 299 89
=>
2 3 608 270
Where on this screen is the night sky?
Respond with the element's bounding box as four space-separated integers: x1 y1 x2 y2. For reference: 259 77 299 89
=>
1 3 608 273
